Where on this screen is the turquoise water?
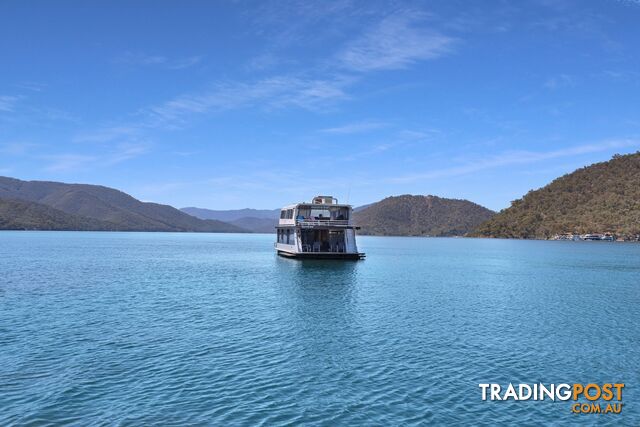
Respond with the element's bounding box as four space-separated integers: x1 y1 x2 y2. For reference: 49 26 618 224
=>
1 232 639 426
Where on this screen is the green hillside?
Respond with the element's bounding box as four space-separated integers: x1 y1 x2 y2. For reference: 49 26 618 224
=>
354 195 495 236
473 152 640 238
0 198 114 230
0 176 246 232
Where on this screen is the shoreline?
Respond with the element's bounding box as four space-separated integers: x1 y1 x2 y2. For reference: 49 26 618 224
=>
2 229 639 242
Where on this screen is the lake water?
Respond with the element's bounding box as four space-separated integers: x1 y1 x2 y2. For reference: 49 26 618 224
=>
1 232 639 425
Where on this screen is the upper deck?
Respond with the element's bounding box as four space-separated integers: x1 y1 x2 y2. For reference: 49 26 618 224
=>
278 196 355 228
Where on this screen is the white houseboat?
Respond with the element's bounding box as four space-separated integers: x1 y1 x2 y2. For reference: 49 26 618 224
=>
275 196 365 260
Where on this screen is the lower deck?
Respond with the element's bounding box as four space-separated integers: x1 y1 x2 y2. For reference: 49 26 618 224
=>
275 226 364 260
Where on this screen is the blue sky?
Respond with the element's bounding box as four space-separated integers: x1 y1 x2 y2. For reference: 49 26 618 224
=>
1 0 639 210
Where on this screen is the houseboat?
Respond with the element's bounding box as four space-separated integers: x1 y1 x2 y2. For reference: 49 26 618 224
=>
582 233 604 241
274 196 365 260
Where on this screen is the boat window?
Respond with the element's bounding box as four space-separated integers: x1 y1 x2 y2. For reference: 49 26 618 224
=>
310 208 330 219
297 207 311 217
286 229 291 244
280 210 286 219
286 209 294 219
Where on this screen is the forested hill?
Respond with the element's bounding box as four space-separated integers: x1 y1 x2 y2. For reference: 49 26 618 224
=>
0 198 115 231
354 195 495 236
0 176 245 232
473 152 640 238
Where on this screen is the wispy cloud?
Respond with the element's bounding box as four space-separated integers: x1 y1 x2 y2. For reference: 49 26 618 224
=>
116 51 166 66
167 55 205 70
246 52 283 71
397 129 442 141
0 141 39 155
616 0 640 6
320 121 387 134
73 73 352 147
392 139 640 183
114 52 204 70
0 95 20 112
148 75 351 122
74 10 455 150
74 126 140 143
602 69 640 82
71 10 454 161
246 0 360 49
338 10 455 72
106 142 150 164
43 142 149 172
44 154 97 172
544 74 575 90
15 81 46 92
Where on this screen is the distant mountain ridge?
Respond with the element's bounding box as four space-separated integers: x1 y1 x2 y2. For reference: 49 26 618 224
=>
354 195 495 236
181 207 279 233
227 217 278 233
181 207 280 221
473 152 640 239
0 176 245 232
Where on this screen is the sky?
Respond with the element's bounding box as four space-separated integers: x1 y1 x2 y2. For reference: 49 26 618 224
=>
1 0 640 211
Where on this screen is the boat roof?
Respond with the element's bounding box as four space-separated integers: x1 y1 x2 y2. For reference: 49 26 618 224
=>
280 202 352 209
280 195 352 210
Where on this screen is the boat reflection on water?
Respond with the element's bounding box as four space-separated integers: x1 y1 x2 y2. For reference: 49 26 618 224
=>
274 256 361 353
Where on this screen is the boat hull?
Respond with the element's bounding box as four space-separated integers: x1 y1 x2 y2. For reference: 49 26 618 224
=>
277 250 365 260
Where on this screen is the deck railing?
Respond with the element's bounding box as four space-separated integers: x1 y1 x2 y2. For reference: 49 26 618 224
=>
295 219 351 227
